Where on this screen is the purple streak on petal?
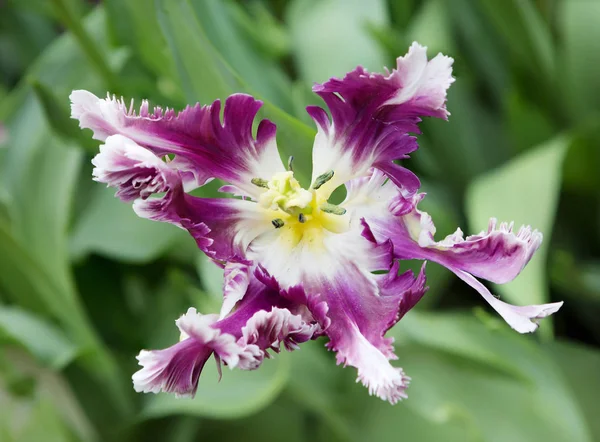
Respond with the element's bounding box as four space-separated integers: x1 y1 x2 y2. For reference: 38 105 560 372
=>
133 185 272 261
309 42 453 193
375 162 420 193
239 307 317 356
132 269 326 397
215 267 322 365
375 194 545 284
220 259 252 319
280 284 331 335
132 308 254 397
70 90 285 195
352 174 563 332
250 220 426 402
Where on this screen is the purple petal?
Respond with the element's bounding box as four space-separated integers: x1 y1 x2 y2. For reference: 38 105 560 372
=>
347 171 563 333
92 134 178 202
133 270 324 397
132 308 254 397
70 90 285 197
239 307 317 355
246 219 427 403
133 185 275 261
308 42 454 196
220 259 252 319
454 270 563 333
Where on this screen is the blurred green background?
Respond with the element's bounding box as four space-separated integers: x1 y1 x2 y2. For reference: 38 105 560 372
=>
1 0 600 441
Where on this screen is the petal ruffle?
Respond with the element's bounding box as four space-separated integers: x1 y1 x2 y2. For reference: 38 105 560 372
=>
133 270 323 397
92 134 276 261
308 42 454 196
220 259 252 319
134 184 277 261
71 90 285 197
92 134 178 202
352 171 563 333
132 308 254 397
246 219 427 403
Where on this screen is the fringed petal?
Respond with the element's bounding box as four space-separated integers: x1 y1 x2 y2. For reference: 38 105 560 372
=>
71 90 285 197
308 42 454 196
350 172 563 333
132 308 255 397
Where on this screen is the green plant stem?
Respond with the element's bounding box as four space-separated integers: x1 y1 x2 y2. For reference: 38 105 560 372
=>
51 0 119 92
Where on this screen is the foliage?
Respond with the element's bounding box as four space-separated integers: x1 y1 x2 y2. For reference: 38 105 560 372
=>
0 0 599 441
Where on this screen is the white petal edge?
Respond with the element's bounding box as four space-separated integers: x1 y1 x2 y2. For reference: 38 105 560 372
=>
454 269 563 333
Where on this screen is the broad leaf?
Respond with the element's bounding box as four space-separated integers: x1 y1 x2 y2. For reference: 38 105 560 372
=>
0 307 78 369
465 136 568 312
70 185 186 264
286 0 388 84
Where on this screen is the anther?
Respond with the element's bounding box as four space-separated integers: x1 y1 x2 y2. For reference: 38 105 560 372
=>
251 178 269 188
272 218 285 228
312 170 334 189
298 213 306 223
320 203 347 215
287 156 294 172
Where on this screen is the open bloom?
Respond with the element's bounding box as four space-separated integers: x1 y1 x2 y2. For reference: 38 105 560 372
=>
70 42 562 404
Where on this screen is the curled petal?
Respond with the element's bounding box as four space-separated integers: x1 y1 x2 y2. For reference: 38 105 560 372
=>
281 284 332 334
133 186 276 260
384 41 455 118
332 325 410 404
384 194 544 284
247 217 426 402
220 259 252 319
132 308 254 397
71 90 285 196
455 270 563 333
92 134 177 202
308 42 454 195
353 174 563 333
240 307 317 356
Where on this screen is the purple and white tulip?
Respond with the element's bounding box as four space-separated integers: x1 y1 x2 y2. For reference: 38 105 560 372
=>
70 42 562 404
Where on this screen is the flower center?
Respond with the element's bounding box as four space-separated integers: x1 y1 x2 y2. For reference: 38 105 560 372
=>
252 170 349 248
258 171 313 214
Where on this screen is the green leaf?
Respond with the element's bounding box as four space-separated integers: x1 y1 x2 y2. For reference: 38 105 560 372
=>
154 0 316 184
0 350 98 442
285 341 352 441
388 313 592 442
465 136 568 318
475 0 555 79
349 390 474 442
0 306 78 370
198 397 307 442
195 252 224 300
506 90 555 154
70 185 186 263
30 79 96 150
421 81 509 189
50 0 118 90
190 0 293 111
548 341 600 440
105 0 173 77
143 352 290 419
155 0 236 104
559 0 600 117
286 0 388 84
406 0 454 55
9 395 73 442
446 0 508 101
